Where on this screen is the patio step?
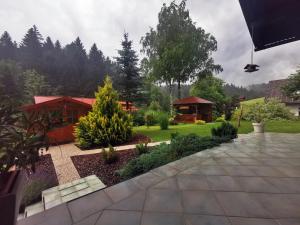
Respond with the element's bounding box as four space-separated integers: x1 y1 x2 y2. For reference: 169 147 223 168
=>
23 175 106 218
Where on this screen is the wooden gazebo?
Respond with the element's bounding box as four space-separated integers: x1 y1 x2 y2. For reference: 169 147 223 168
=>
173 96 213 123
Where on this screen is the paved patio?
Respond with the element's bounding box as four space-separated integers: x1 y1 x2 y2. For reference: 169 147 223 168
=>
19 133 300 225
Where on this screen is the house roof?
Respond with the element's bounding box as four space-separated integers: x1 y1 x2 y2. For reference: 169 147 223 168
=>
266 79 300 104
239 0 300 51
23 96 137 111
173 96 213 105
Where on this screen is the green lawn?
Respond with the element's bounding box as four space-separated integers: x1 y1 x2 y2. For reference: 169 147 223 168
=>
133 123 221 142
134 120 300 142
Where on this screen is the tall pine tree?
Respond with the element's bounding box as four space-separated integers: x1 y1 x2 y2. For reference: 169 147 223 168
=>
0 31 16 60
19 25 43 69
115 33 141 109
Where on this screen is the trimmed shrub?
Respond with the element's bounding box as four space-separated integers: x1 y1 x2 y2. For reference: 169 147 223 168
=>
144 110 159 127
74 77 132 148
119 134 223 179
132 110 145 126
195 119 206 125
118 143 174 179
211 122 238 140
135 142 149 155
169 119 178 125
159 113 169 130
102 145 119 164
215 116 226 122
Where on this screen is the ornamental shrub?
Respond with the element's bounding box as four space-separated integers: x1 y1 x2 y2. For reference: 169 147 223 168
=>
211 122 238 140
74 76 132 149
159 113 169 130
135 142 149 155
144 110 159 127
132 110 145 126
102 145 119 164
215 116 226 122
195 119 206 125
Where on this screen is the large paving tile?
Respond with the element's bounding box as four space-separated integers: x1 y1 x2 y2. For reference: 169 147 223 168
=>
265 177 300 193
182 190 224 215
68 190 112 223
185 215 231 225
215 192 272 218
214 157 241 165
18 204 72 225
198 166 228 176
108 191 146 211
223 166 257 176
144 189 183 213
206 176 242 191
277 219 300 225
252 193 300 218
235 177 281 193
229 217 279 225
132 172 163 189
73 212 101 225
176 174 209 190
276 167 300 177
96 210 141 225
141 212 184 225
151 164 179 177
152 177 178 190
104 180 141 202
235 158 262 166
248 166 286 177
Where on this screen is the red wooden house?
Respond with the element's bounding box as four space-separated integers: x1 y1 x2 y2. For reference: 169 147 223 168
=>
173 96 213 123
22 96 137 144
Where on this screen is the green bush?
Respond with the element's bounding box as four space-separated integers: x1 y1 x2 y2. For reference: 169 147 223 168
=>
144 110 160 127
132 110 145 126
148 101 162 111
118 143 174 179
159 113 169 130
195 119 206 125
119 133 224 179
74 77 132 148
215 116 226 122
211 122 238 140
102 145 119 164
135 142 149 155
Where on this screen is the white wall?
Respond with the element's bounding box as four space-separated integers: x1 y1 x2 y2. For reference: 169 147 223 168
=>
286 104 300 117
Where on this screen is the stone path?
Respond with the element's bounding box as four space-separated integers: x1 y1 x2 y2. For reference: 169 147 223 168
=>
19 133 300 225
48 141 170 184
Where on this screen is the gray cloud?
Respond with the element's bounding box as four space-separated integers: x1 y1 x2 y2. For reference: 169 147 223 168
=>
0 0 299 86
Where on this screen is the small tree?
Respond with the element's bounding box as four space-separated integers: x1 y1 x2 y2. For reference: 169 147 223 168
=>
283 69 300 100
74 76 133 148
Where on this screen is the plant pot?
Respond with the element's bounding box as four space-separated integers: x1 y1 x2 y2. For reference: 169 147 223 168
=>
252 122 264 133
0 170 26 225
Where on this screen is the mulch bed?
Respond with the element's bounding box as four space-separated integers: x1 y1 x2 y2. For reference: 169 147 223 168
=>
71 150 137 186
27 154 59 185
78 134 151 150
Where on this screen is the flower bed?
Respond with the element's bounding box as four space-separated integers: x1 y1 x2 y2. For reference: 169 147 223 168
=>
71 150 137 186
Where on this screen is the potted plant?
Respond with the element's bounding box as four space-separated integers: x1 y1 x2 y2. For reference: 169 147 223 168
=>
0 99 48 225
246 102 268 133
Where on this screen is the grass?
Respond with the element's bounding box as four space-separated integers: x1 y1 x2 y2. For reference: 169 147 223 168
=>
240 97 264 106
133 123 221 142
134 120 300 142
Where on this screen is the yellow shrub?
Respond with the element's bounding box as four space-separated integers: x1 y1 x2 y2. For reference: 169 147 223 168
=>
195 120 206 125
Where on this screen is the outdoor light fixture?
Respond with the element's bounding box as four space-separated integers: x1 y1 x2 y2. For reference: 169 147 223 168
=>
244 26 260 73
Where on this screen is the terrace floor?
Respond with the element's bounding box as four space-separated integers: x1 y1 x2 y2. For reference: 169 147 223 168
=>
18 133 300 225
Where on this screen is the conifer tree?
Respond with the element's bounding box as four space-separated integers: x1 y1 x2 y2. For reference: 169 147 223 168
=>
20 25 43 69
0 31 16 60
115 33 141 109
75 76 132 148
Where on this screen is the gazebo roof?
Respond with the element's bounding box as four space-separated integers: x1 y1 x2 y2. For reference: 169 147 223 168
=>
173 96 213 105
239 0 300 51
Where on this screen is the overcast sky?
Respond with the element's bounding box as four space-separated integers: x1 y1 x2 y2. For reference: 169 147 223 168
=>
1 0 299 86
